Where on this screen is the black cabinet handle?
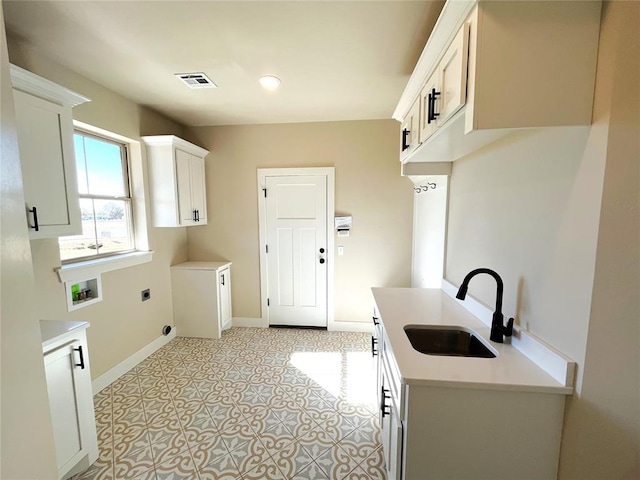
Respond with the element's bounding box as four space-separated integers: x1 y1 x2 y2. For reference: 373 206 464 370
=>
221 273 225 286
401 129 410 151
73 346 85 369
193 210 197 222
372 316 379 326
371 336 378 357
429 88 441 122
319 258 325 264
28 206 39 231
196 210 200 222
380 386 391 417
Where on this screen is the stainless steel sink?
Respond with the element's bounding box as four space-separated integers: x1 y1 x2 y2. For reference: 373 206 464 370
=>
404 326 496 358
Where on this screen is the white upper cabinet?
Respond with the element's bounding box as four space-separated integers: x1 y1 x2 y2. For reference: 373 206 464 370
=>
11 65 90 239
143 135 209 227
395 0 602 164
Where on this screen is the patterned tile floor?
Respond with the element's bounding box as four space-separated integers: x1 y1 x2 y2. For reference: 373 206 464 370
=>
75 327 386 480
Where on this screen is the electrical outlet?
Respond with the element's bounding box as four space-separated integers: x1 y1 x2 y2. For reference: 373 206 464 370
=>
141 289 151 302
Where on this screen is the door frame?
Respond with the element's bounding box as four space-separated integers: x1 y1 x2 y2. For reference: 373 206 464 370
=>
257 167 335 329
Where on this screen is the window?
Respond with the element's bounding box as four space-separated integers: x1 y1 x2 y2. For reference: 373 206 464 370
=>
59 131 134 261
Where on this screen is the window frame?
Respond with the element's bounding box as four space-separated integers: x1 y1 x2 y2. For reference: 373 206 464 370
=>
59 129 137 264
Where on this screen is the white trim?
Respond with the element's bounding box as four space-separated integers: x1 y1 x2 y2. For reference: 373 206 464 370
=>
10 64 91 107
328 321 372 333
56 250 154 283
441 279 576 387
141 135 209 158
257 167 335 330
232 317 268 328
92 327 176 395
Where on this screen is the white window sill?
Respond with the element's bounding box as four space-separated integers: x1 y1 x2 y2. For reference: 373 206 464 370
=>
56 251 154 283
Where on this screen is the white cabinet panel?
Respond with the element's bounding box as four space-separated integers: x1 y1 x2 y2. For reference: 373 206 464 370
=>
44 341 84 470
40 321 98 480
189 154 207 224
438 23 469 124
11 65 89 239
219 267 232 331
171 262 233 338
143 136 209 227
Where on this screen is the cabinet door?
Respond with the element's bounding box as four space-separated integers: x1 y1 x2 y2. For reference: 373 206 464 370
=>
438 23 470 124
44 341 89 476
380 368 403 480
189 154 207 225
13 90 81 239
419 71 440 143
399 99 421 162
219 267 232 331
175 148 196 225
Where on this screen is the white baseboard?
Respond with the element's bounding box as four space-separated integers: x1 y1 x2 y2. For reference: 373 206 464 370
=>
92 327 176 395
441 279 575 388
328 320 373 333
232 317 268 328
233 317 370 333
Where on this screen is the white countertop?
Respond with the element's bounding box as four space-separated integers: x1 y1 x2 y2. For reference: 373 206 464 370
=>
40 319 89 349
171 261 231 271
372 288 573 394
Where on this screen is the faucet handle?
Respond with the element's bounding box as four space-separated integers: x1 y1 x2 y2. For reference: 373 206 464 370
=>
504 317 514 337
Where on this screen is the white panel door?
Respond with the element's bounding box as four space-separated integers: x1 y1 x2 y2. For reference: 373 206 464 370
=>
265 175 327 327
13 90 81 237
44 341 84 472
189 154 206 223
175 148 195 225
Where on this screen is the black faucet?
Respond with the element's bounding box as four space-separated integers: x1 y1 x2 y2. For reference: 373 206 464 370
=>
455 268 514 343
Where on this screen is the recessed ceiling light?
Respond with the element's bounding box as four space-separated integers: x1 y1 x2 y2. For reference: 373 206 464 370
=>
259 75 281 90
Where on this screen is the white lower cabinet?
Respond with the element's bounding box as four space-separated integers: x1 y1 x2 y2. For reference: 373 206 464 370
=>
40 321 98 480
375 314 565 480
171 261 233 338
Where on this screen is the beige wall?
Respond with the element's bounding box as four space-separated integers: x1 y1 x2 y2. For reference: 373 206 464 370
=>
0 4 58 477
559 2 640 478
7 41 190 378
445 1 639 477
185 121 413 322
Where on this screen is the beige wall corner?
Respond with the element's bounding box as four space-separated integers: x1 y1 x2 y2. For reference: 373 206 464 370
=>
558 2 640 478
185 120 413 323
0 4 58 477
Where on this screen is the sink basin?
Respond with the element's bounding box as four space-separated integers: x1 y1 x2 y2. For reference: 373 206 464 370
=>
404 326 496 358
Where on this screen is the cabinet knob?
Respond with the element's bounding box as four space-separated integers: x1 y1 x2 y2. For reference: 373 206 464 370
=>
319 258 325 264
319 248 325 254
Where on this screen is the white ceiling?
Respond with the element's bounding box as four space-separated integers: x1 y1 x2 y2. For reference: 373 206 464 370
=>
3 0 444 127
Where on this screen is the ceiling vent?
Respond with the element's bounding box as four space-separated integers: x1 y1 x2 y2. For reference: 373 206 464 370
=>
175 72 217 89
